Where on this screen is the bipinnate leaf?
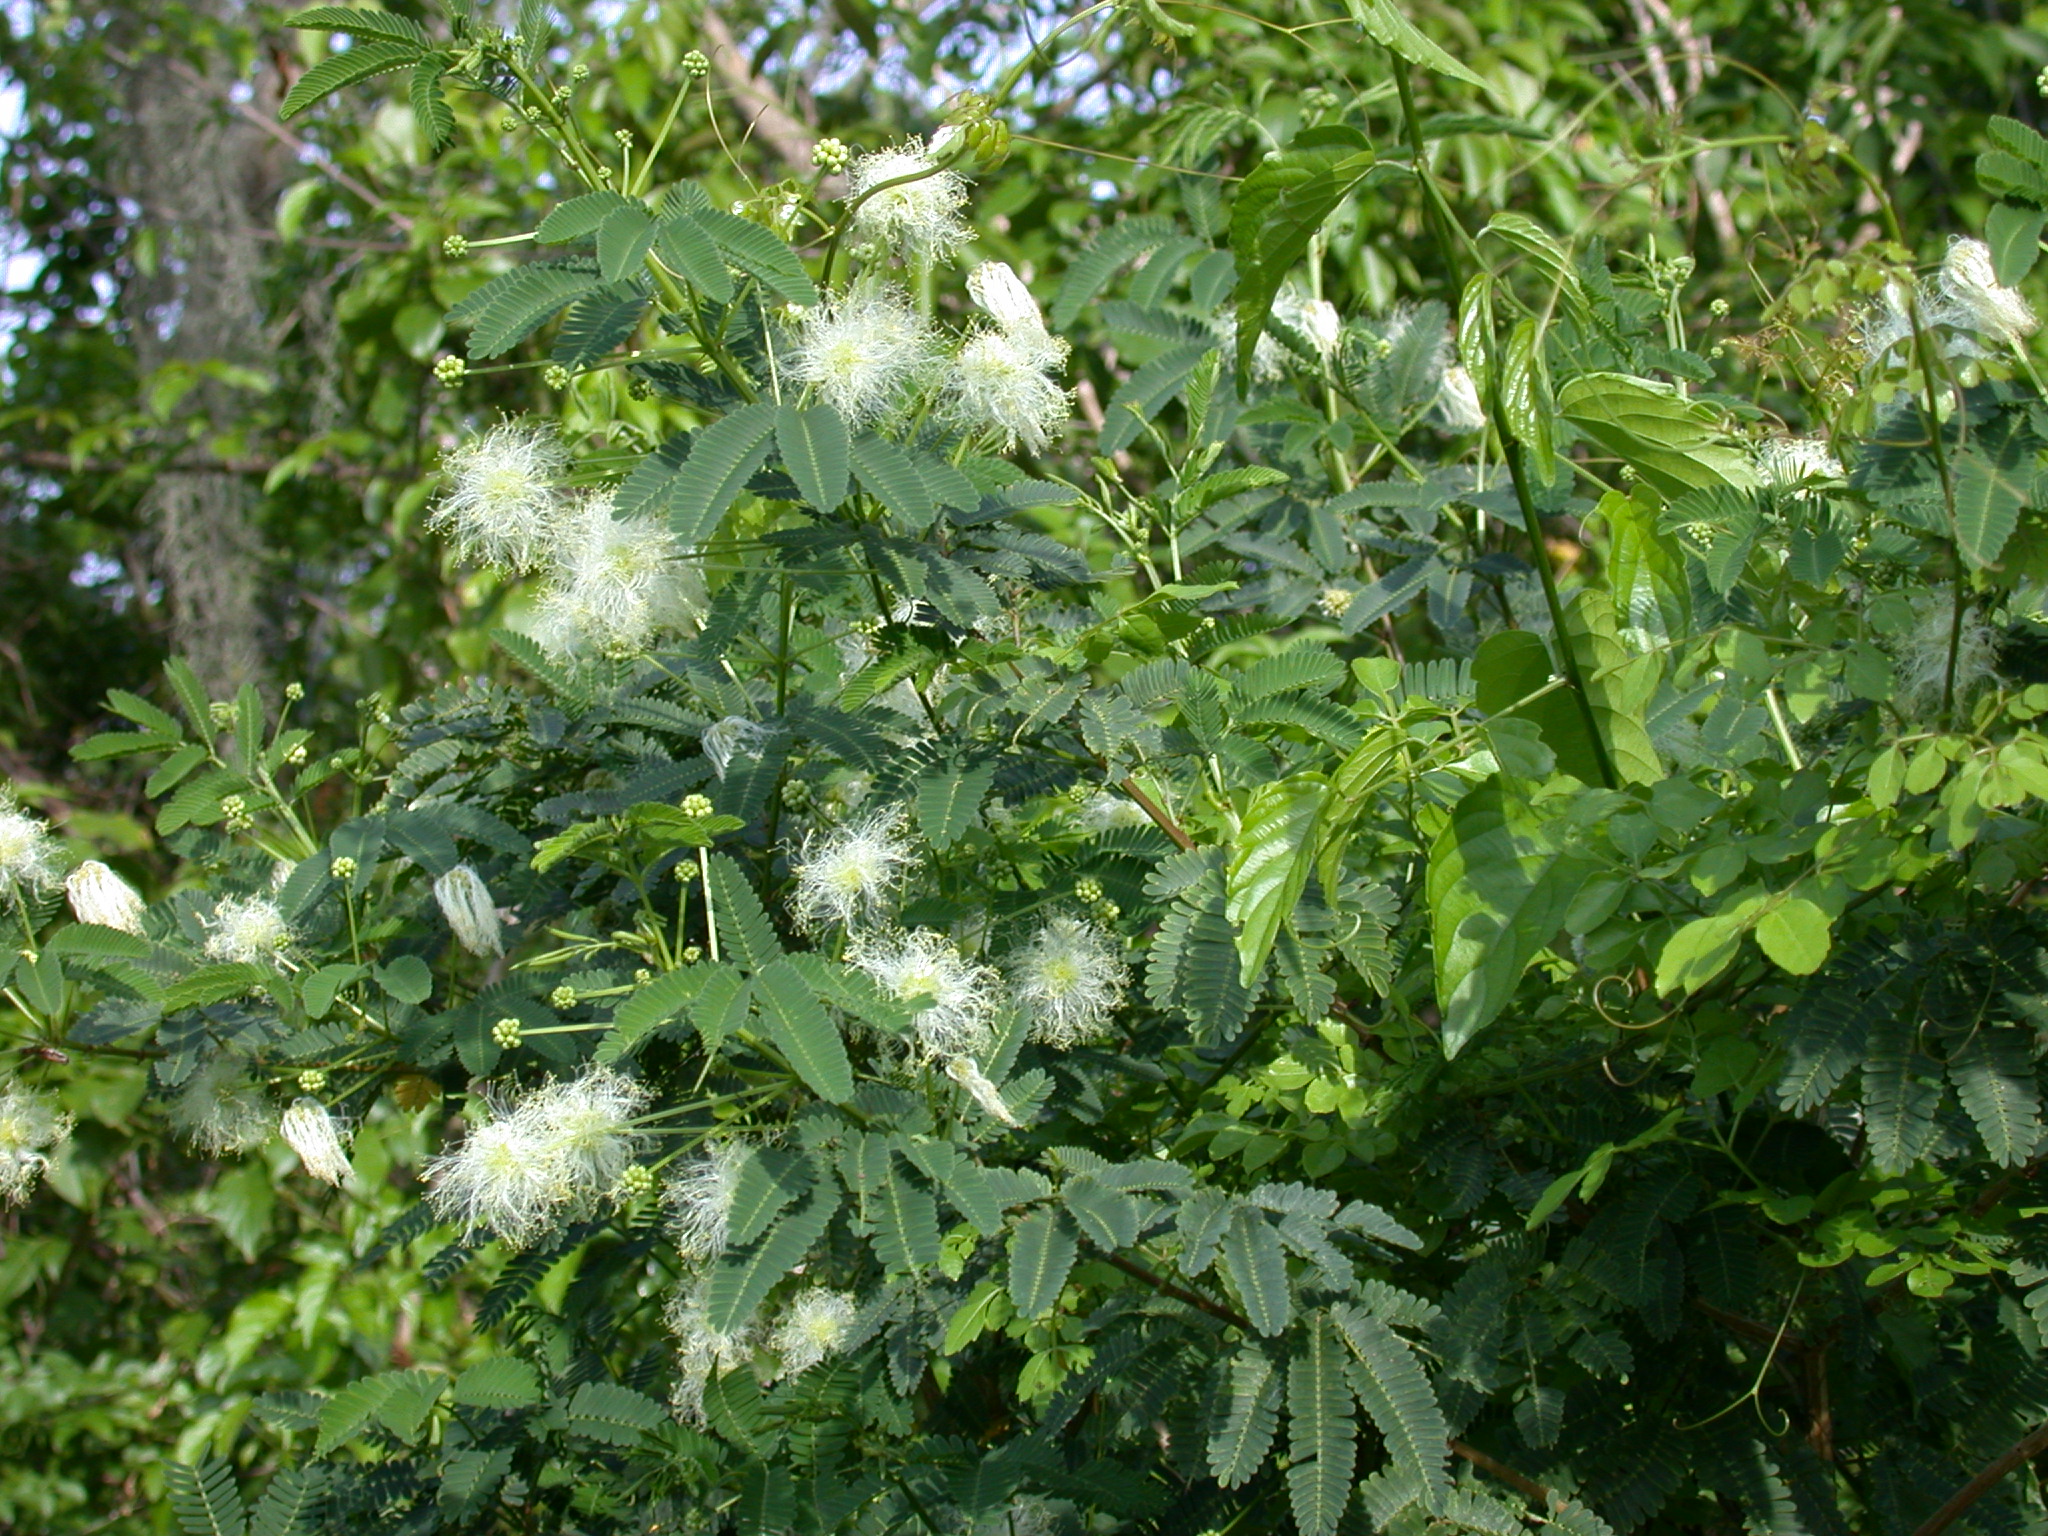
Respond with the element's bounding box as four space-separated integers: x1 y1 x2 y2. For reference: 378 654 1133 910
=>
1221 1206 1292 1336
753 958 852 1102
1008 1207 1080 1318
1332 1304 1449 1513
1207 1349 1282 1488
669 402 779 549
1287 1316 1358 1536
705 1184 836 1333
280 40 422 120
776 403 851 512
166 1456 246 1536
451 1357 542 1409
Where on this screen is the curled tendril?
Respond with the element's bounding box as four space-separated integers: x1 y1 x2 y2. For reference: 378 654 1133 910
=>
1601 1047 1662 1089
1592 972 1677 1032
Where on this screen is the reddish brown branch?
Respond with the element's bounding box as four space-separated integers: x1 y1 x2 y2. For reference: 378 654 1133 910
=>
1910 1420 2048 1536
1451 1439 1550 1503
1119 776 1194 851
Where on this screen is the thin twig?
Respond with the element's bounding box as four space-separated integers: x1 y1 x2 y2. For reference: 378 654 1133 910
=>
1450 1439 1550 1503
1909 1419 2048 1536
1119 776 1194 851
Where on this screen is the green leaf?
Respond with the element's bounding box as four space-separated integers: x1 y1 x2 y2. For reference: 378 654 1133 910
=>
564 1382 668 1445
653 211 735 301
1051 214 1178 328
944 1279 1012 1354
407 60 454 152
776 403 851 512
600 967 701 1062
551 285 648 369
694 207 818 305
1230 133 1379 385
704 1184 836 1333
915 761 996 850
724 1146 803 1247
286 6 431 45
1345 0 1488 89
1949 1030 2042 1168
1063 1174 1143 1250
376 954 433 1005
753 958 852 1101
1953 443 2028 570
705 853 783 971
1207 1350 1282 1487
536 190 638 244
595 205 657 284
1008 1207 1080 1318
1987 202 2045 285
107 686 182 736
1655 897 1763 997
1226 774 1325 987
1287 1317 1358 1536
279 40 421 120
165 1457 246 1536
1425 778 1597 1055
1754 897 1831 976
451 1357 543 1408
247 1466 321 1536
1221 1207 1292 1335
1559 372 1760 499
669 401 779 548
1332 1304 1449 1513
850 433 936 526
871 1151 942 1274
450 261 602 358
164 657 215 739
159 963 271 1014
1498 317 1555 485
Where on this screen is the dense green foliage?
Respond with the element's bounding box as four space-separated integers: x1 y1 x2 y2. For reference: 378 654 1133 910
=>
12 3 2048 1535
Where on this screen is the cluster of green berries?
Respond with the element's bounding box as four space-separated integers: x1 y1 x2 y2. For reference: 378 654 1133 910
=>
491 1016 524 1049
434 356 467 385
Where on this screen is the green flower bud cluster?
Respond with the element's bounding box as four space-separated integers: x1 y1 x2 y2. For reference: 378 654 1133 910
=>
433 355 468 385
682 49 710 79
491 1016 525 1049
679 793 715 818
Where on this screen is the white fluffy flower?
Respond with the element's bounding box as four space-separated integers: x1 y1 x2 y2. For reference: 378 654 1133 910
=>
853 928 999 1060
1435 363 1488 432
664 1140 752 1261
1940 237 2038 347
785 284 939 428
1273 286 1343 359
790 808 916 931
967 261 1049 338
171 1059 274 1155
429 419 569 573
702 717 771 780
202 895 294 965
1895 593 2002 718
0 1083 70 1205
667 1278 759 1423
434 863 502 958
769 1286 858 1376
1214 309 1288 383
1754 435 1843 489
532 492 706 659
846 137 972 260
1010 915 1129 1048
65 860 144 934
944 1055 1021 1127
0 795 59 899
945 328 1072 452
280 1097 353 1187
427 1067 650 1247
1076 790 1148 833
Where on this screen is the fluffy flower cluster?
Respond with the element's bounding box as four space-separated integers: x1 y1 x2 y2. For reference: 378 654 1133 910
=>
0 1083 71 1205
790 808 917 931
171 1058 274 1154
1859 240 2038 372
429 419 570 572
1009 914 1129 1048
279 1097 353 1186
0 793 59 899
1939 237 2038 347
768 1287 858 1376
946 262 1072 452
664 1140 752 1261
203 895 295 965
65 861 145 934
433 863 503 958
427 1067 650 1248
666 1278 759 1423
853 928 1001 1060
845 136 972 260
1895 593 2003 718
1754 435 1843 489
785 283 940 428
532 492 707 659
701 717 771 780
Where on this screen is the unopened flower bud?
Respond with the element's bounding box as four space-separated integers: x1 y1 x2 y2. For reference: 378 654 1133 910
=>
682 945 703 964
1074 877 1103 905
298 1070 327 1093
434 355 468 385
682 49 710 78
634 968 652 984
812 137 851 173
571 63 591 82
442 234 470 258
680 793 715 818
65 861 146 934
492 1016 525 1049
615 1163 655 1200
329 856 357 882
544 364 572 389
283 682 305 703
549 985 577 1010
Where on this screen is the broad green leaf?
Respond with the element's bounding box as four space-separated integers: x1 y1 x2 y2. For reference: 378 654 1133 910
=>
1230 132 1378 386
1987 201 2045 285
1597 489 1691 643
1498 317 1554 485
1345 0 1488 90
1315 726 1405 897
1655 896 1763 996
279 40 420 120
1426 778 1597 1054
1221 1207 1292 1335
1008 1207 1080 1318
1560 590 1662 786
1754 897 1831 976
1559 373 1760 499
669 401 779 549
943 1279 1013 1354
1226 774 1326 986
775 403 850 512
753 958 851 1101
